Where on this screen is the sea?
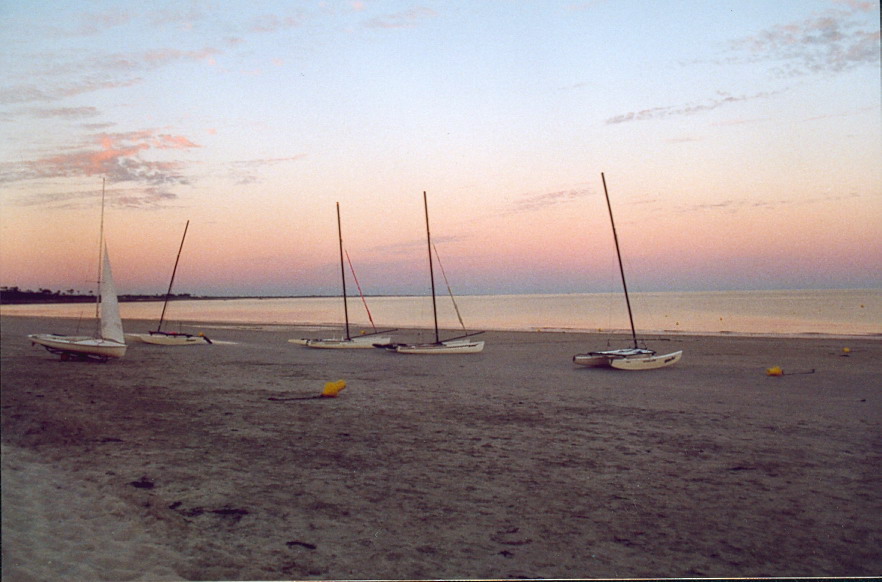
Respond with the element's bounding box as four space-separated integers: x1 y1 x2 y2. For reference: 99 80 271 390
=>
2 289 879 338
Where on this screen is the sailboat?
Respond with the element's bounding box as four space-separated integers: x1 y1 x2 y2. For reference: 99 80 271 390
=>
376 191 484 354
129 220 211 346
289 202 395 349
573 173 682 370
29 180 127 361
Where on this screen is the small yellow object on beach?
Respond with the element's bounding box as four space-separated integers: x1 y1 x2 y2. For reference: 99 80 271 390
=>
321 380 347 398
766 366 784 377
842 347 851 354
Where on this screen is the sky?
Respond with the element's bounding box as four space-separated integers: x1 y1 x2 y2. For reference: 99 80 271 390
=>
1 0 880 297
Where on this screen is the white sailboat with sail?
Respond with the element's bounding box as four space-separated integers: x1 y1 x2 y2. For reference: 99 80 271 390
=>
289 202 395 349
129 220 211 346
29 180 127 361
376 191 484 354
573 173 682 370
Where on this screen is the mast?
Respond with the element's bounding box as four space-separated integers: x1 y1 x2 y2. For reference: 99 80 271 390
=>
423 191 440 344
95 178 106 326
601 172 638 349
157 220 190 332
336 202 351 340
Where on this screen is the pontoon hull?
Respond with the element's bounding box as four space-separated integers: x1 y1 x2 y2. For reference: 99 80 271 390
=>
305 336 392 349
573 348 653 367
610 351 682 370
129 332 209 346
573 348 681 370
393 339 485 354
29 334 127 360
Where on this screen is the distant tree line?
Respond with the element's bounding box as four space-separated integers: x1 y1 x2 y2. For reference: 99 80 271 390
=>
0 286 194 304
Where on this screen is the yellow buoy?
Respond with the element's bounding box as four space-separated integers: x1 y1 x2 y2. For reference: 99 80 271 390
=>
321 380 347 398
766 366 784 377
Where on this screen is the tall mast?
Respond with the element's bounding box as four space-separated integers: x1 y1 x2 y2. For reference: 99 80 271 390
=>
157 220 190 332
336 202 351 340
423 191 440 344
96 178 106 324
601 172 638 349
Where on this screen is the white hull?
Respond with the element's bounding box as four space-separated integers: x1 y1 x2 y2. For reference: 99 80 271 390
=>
129 332 208 346
304 336 392 349
29 334 127 360
393 339 485 354
610 350 682 370
573 348 681 370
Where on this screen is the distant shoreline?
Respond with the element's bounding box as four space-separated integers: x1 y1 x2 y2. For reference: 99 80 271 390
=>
0 291 411 305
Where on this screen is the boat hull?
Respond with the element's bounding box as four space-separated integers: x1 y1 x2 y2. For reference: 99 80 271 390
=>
610 351 682 370
129 332 209 346
573 348 654 368
572 353 614 367
305 336 392 349
573 348 681 370
29 334 127 360
393 339 485 354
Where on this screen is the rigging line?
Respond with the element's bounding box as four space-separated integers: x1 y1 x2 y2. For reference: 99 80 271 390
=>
432 242 466 331
344 249 377 332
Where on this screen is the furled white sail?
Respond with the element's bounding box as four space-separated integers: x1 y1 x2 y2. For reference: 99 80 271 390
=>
99 245 125 344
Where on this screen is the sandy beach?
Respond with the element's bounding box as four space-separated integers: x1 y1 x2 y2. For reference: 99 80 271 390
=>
2 314 880 580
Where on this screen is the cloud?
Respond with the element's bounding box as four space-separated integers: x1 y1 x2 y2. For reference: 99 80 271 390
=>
248 13 305 33
227 155 308 185
114 186 179 208
681 191 863 215
146 3 211 30
364 7 437 29
54 8 134 37
9 184 179 210
605 90 779 124
0 129 200 188
508 188 591 214
0 77 143 105
28 106 101 119
371 234 463 256
728 2 880 77
610 3 878 126
2 45 220 106
90 47 221 74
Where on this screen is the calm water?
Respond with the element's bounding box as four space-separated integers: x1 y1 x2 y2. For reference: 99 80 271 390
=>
3 289 880 337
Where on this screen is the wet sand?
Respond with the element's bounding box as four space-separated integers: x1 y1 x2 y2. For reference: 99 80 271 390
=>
2 315 880 580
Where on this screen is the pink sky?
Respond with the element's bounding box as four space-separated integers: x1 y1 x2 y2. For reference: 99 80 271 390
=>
1 1 880 296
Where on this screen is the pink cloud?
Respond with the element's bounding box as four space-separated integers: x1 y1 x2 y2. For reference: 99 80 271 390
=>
0 129 200 187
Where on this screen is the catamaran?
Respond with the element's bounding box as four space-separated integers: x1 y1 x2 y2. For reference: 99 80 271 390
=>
573 173 682 370
375 191 484 354
29 180 127 361
128 220 211 346
289 202 395 349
